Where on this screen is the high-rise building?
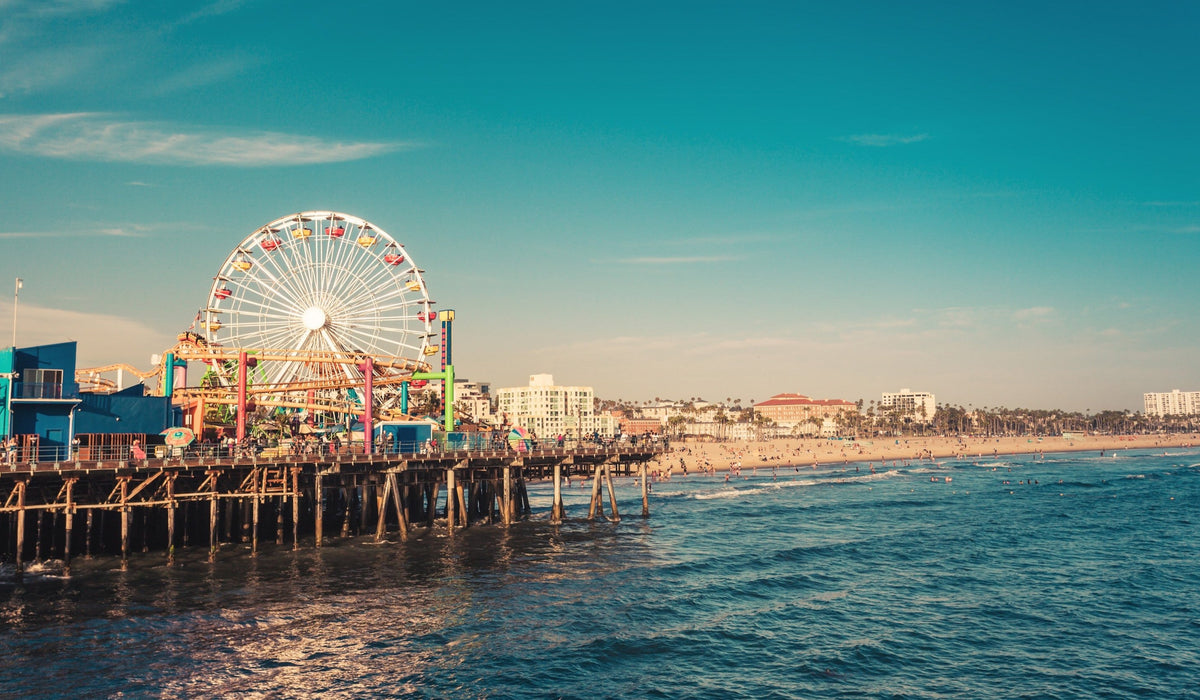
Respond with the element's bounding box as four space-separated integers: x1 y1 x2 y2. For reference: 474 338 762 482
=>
495 374 616 438
1143 389 1200 417
881 388 936 421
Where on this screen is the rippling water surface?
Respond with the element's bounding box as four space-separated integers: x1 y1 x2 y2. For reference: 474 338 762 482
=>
3 449 1199 698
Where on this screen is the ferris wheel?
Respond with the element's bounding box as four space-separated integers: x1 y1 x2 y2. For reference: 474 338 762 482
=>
200 211 437 396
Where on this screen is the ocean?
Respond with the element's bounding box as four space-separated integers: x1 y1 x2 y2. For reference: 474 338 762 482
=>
2 449 1198 699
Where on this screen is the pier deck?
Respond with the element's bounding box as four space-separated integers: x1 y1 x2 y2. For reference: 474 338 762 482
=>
1 443 667 575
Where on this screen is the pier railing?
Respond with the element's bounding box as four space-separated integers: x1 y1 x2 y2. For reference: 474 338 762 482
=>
5 433 670 468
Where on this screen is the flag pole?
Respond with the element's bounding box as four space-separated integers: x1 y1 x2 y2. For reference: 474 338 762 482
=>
11 278 21 349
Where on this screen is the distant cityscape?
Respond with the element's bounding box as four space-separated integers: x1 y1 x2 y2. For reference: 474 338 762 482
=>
420 374 1200 440
4 339 1199 459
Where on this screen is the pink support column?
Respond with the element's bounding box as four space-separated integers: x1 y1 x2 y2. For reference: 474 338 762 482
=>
360 357 374 454
236 351 248 444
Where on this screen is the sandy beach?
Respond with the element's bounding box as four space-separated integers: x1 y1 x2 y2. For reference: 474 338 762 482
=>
652 433 1199 477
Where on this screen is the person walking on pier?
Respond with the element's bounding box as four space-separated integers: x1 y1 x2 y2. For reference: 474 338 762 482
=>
130 440 146 460
4 436 15 465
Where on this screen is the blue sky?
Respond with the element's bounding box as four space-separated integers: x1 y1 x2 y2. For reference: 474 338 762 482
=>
1 1 1197 411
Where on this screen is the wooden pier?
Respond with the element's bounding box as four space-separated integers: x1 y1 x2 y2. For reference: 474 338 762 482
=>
0 444 664 575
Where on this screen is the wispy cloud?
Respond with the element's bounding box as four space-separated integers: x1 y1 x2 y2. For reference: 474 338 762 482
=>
615 255 739 264
1171 225 1200 234
97 227 150 237
1013 306 1055 321
177 0 248 26
0 113 410 166
0 0 123 18
841 133 930 147
0 222 192 238
151 56 249 95
1144 201 1200 207
667 233 783 246
0 0 121 52
0 45 107 97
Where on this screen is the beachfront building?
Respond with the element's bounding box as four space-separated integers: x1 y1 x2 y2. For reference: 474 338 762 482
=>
753 393 856 434
638 402 686 420
618 417 663 436
881 388 937 422
2 341 179 461
1143 389 1200 418
679 420 756 441
452 378 496 426
495 374 616 439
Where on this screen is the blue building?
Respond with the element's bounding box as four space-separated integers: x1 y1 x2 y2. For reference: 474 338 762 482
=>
2 342 180 461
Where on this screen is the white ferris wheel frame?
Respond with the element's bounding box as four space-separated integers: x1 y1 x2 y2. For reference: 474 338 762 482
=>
201 210 436 392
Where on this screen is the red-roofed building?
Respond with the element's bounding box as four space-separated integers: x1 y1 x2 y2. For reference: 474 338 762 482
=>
618 417 662 435
753 393 857 431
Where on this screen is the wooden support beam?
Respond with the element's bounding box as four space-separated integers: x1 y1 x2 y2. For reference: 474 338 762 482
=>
446 467 456 534
502 466 512 527
314 473 324 548
275 469 285 547
240 498 251 544
388 472 408 541
552 462 563 524
518 472 531 518
166 475 176 566
291 468 300 551
486 478 497 525
251 467 260 556
427 482 440 528
588 463 604 520
340 480 352 538
605 464 621 522
118 471 164 505
456 475 468 528
641 461 649 518
15 480 26 576
119 477 130 569
374 473 392 543
63 478 75 576
468 480 480 525
359 482 370 536
208 470 219 562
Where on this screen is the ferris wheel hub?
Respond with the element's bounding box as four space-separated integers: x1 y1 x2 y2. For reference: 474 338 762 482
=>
302 306 328 331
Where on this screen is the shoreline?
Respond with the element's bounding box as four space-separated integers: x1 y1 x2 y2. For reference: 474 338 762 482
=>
653 433 1199 477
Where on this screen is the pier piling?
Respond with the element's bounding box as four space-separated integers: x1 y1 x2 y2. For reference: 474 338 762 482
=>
0 443 662 569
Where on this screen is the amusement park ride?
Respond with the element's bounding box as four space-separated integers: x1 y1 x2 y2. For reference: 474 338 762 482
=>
75 211 457 444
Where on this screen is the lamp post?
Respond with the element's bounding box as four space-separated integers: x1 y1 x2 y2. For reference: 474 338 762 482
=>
1 371 15 439
11 278 22 349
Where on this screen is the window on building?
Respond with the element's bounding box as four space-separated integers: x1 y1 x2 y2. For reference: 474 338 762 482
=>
21 368 63 399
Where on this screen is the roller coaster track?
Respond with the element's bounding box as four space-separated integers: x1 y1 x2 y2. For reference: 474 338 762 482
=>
76 332 433 404
75 363 163 393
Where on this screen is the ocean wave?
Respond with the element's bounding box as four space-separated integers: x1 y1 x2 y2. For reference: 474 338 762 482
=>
908 465 955 474
0 560 68 583
692 479 820 500
836 469 902 483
